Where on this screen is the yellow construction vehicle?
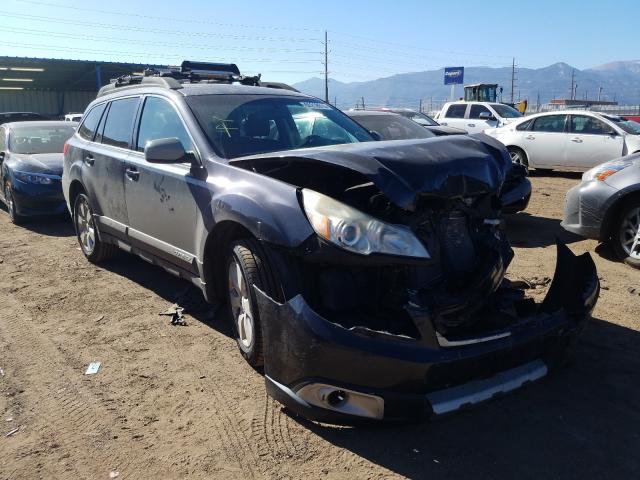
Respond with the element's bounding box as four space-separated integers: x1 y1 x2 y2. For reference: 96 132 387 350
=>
464 83 527 113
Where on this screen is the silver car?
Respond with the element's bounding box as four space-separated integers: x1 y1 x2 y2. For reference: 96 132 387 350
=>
486 111 640 171
562 154 640 268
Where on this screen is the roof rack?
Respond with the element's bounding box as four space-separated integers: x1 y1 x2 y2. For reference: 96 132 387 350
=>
97 60 266 97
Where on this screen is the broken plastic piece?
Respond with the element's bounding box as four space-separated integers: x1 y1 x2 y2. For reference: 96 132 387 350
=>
159 304 187 326
85 362 101 375
5 426 20 437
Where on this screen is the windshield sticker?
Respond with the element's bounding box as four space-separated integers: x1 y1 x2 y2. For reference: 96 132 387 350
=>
300 101 332 111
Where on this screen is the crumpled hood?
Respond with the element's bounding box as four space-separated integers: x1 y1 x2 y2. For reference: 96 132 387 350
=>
11 153 64 175
230 133 512 210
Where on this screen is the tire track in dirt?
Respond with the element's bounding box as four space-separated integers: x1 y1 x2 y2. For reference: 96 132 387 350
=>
0 293 153 479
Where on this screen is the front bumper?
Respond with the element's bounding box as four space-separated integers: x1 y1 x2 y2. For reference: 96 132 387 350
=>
11 178 67 217
259 243 599 425
561 180 617 240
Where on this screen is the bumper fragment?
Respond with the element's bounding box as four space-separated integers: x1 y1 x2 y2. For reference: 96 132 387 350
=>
258 242 599 425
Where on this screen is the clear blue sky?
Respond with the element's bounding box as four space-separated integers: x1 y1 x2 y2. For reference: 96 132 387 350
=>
2 0 639 84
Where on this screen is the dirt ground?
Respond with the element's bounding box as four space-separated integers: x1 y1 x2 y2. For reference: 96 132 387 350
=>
1 172 639 480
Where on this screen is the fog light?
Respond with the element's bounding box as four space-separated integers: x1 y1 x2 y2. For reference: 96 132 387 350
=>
296 383 384 419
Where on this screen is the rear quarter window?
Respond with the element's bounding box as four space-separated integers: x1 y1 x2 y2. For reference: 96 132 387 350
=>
78 104 106 141
516 119 532 131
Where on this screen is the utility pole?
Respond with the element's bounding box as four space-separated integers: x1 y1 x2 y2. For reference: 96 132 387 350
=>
598 85 603 101
536 92 540 112
510 58 516 104
570 69 576 100
334 95 337 106
361 96 365 109
323 30 329 103
419 98 423 112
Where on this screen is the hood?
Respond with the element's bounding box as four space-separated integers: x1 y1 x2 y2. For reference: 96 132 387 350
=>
10 153 64 175
426 125 468 136
230 134 512 210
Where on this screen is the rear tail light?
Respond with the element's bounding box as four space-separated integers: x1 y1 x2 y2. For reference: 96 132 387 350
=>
63 142 69 155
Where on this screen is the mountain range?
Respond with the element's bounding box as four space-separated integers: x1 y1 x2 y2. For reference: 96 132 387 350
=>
292 61 640 112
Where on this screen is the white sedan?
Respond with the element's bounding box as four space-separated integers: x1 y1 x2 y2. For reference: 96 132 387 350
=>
485 110 640 171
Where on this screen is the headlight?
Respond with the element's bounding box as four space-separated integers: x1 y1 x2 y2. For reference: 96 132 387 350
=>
582 158 634 182
14 171 55 185
301 188 430 258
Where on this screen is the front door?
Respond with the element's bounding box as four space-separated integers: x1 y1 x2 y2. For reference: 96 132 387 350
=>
565 115 625 169
468 104 499 133
123 95 200 273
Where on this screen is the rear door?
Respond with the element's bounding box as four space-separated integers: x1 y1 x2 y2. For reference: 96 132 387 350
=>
439 104 469 131
123 95 199 273
565 114 625 169
522 114 569 168
83 97 140 238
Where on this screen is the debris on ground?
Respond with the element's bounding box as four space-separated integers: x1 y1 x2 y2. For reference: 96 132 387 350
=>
109 471 120 478
159 304 187 326
5 426 21 437
85 362 101 375
0 367 4 376
96 315 105 322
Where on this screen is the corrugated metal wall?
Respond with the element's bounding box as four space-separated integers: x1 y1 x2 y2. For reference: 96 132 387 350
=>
0 90 97 118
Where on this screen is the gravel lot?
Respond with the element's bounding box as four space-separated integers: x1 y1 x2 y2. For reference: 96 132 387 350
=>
1 172 639 480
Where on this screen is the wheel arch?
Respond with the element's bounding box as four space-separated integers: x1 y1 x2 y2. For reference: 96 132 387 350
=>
68 179 86 211
601 188 640 240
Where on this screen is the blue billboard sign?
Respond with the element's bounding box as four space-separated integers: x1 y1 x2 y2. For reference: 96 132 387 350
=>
444 67 464 85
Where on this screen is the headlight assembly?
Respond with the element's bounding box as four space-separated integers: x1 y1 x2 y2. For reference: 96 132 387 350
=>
582 158 634 182
14 171 56 185
301 188 430 258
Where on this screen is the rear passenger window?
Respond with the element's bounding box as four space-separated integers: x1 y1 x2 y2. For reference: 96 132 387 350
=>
445 104 467 118
531 115 566 133
78 104 106 141
136 97 194 153
101 97 139 149
469 105 491 119
516 119 532 131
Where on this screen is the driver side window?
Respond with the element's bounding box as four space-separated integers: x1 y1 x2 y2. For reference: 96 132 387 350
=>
137 96 194 154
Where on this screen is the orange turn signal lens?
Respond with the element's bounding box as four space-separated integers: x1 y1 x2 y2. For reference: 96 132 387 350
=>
596 169 617 181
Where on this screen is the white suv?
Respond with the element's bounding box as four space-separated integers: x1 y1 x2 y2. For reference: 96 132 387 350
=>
437 102 523 134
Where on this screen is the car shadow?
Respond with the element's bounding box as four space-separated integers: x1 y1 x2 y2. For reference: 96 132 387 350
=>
0 205 75 237
505 212 583 248
99 252 233 339
530 169 583 180
285 316 640 479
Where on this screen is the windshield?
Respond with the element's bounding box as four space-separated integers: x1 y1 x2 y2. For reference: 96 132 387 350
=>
491 104 523 118
9 125 76 154
350 114 435 140
187 95 373 158
407 111 439 126
603 115 640 135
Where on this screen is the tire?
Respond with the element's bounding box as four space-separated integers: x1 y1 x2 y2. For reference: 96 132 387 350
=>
507 147 529 168
73 192 117 263
4 181 24 225
226 238 281 367
611 199 640 269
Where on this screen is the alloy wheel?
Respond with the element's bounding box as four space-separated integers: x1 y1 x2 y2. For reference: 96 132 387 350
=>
75 197 96 255
5 183 15 219
620 206 640 260
509 150 525 166
228 258 254 350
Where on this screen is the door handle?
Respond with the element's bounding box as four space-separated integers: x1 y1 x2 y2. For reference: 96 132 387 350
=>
125 166 139 181
570 137 583 143
467 123 476 127
83 154 95 166
525 135 535 140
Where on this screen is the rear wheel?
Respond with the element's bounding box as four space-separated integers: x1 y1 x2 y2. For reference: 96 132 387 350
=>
612 200 640 269
4 182 24 225
73 192 117 263
226 238 281 367
507 147 528 168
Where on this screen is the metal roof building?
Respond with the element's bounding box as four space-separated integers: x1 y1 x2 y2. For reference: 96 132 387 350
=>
0 56 163 118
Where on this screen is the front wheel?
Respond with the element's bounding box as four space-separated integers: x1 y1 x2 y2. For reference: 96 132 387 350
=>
73 192 117 263
226 238 281 367
4 182 24 225
612 200 640 269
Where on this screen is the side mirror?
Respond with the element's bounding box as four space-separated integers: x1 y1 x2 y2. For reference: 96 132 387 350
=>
369 130 382 141
144 138 189 164
479 112 496 121
607 129 618 136
0 152 5 162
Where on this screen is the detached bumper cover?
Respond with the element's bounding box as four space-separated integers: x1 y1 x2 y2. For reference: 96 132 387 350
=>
259 243 599 424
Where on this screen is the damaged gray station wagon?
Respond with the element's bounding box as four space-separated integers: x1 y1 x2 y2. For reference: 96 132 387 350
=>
63 62 599 424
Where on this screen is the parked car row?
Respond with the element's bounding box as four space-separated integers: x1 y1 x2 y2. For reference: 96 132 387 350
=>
0 62 601 426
